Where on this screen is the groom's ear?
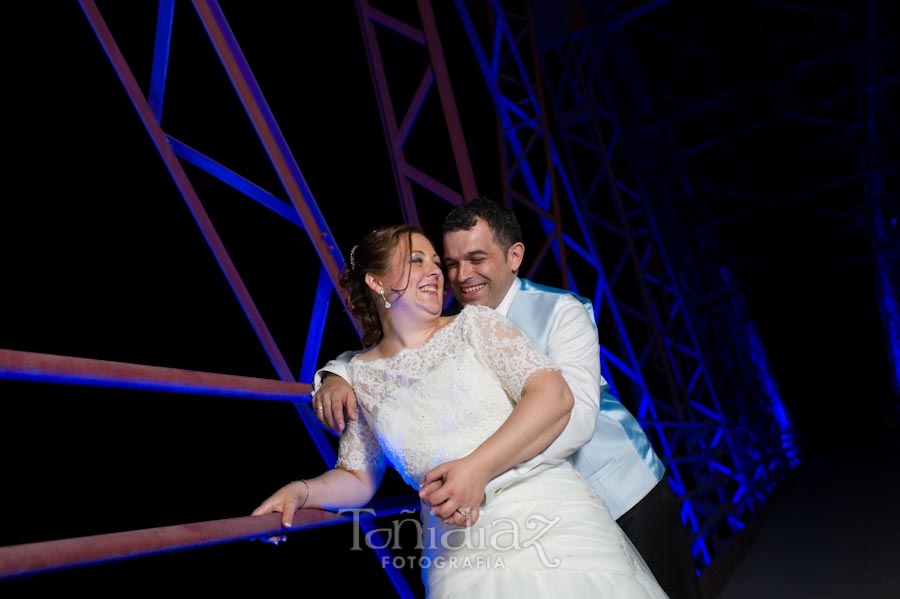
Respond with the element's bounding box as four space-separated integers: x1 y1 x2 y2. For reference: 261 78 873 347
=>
507 242 525 272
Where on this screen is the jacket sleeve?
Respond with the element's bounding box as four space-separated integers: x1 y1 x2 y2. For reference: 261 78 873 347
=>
482 296 601 504
311 350 361 397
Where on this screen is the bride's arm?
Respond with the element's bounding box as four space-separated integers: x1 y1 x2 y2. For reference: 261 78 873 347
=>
252 409 385 537
251 465 380 541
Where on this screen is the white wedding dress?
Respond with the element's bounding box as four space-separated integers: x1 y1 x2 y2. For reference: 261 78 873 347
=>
340 305 669 599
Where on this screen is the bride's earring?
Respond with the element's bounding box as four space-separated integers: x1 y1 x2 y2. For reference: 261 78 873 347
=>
380 289 392 309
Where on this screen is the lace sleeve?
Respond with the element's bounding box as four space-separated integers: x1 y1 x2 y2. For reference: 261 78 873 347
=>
335 410 386 478
461 305 558 401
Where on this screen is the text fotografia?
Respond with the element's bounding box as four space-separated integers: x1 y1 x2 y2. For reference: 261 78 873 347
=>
384 554 505 571
340 509 562 568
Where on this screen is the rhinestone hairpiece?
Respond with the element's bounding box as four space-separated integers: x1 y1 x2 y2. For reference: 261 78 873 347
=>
349 244 359 270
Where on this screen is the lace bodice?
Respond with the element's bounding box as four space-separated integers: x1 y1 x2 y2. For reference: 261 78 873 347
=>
337 304 558 489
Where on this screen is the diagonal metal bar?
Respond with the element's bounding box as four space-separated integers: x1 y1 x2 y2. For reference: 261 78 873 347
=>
79 0 294 382
355 0 479 226
193 0 347 293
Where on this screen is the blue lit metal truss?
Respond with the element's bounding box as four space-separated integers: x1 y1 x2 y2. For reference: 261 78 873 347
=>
448 0 798 570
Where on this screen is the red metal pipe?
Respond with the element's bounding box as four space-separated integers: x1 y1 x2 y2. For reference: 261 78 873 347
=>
0 509 342 580
0 349 311 400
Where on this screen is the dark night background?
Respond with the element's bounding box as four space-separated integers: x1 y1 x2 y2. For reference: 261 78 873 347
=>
2 1 897 596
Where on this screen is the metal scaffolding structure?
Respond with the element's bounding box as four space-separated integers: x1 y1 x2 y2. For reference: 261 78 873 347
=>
2 1 897 595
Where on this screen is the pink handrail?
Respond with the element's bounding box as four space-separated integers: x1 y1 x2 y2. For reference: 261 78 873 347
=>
0 349 311 400
0 509 342 580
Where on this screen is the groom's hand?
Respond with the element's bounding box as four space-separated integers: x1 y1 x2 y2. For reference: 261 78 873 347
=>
420 459 486 527
314 375 358 434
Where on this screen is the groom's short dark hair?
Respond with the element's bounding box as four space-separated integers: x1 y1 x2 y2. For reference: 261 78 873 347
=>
442 196 523 252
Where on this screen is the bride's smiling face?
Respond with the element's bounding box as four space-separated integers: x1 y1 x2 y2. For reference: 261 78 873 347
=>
385 232 445 313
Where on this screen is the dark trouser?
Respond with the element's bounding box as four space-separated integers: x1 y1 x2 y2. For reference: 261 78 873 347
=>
616 474 702 599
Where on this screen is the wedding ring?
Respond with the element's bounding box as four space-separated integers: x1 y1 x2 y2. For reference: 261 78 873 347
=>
316 405 324 411
456 508 470 517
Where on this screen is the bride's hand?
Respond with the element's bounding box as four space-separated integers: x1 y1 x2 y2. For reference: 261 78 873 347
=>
250 480 308 543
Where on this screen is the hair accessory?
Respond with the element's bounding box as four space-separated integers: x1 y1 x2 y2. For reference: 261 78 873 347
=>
380 289 392 309
349 245 359 270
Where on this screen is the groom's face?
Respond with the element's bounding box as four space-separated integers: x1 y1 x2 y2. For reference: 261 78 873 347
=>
442 218 519 310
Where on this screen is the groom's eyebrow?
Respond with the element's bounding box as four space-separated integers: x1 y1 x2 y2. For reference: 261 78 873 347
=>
463 249 489 259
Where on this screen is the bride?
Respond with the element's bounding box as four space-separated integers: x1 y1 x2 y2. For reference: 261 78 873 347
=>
252 224 668 598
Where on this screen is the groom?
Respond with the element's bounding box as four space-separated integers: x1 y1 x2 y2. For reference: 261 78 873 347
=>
313 197 701 599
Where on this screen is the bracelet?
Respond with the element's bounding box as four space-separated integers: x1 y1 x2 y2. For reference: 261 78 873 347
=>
298 479 310 509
